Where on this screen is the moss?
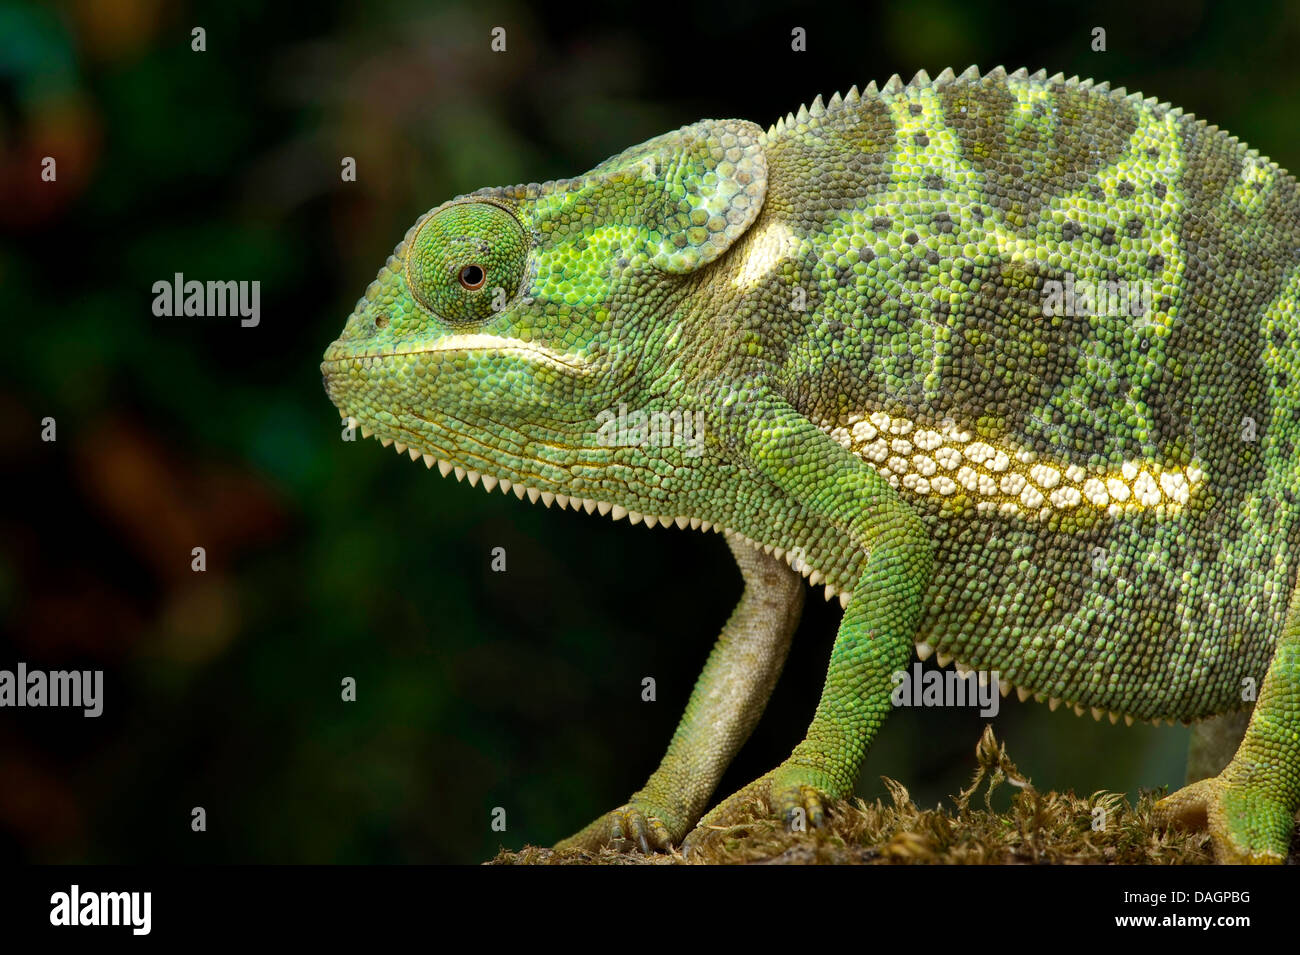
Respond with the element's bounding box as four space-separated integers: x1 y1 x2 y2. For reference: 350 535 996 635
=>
488 728 1263 865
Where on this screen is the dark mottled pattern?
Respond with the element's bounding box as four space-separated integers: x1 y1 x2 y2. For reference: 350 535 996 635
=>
763 91 895 236
938 76 1139 230
757 68 1300 718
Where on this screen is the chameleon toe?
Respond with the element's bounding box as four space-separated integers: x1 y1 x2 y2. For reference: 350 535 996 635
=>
1155 772 1293 864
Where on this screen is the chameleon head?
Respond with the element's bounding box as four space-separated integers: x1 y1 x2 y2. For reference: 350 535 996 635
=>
321 119 768 505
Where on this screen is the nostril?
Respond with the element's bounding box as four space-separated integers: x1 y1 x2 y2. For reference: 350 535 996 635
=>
374 312 390 330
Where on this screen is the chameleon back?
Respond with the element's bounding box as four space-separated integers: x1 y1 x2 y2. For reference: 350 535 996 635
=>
749 67 1300 721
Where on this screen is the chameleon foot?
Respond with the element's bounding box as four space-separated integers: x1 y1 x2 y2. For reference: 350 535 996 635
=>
1154 771 1294 864
554 800 680 853
681 763 835 855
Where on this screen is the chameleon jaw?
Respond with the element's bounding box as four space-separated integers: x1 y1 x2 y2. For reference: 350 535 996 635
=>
339 412 1182 731
338 410 858 608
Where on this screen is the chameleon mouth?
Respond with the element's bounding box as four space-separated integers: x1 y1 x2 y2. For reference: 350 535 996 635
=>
322 334 591 375
333 409 857 603
337 411 728 525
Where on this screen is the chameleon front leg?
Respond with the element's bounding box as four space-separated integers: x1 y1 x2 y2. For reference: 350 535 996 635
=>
554 532 804 852
682 397 932 850
1155 585 1300 863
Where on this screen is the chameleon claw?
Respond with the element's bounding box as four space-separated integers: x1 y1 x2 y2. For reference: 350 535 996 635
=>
610 805 672 853
1154 771 1292 864
682 764 837 853
776 782 829 831
557 803 675 854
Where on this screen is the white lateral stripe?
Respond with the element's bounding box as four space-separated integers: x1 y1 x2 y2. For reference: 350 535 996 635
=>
401 334 589 371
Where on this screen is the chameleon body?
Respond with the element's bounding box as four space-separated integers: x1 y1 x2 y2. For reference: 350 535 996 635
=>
322 66 1300 862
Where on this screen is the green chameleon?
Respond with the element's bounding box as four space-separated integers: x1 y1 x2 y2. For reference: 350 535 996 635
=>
322 66 1300 863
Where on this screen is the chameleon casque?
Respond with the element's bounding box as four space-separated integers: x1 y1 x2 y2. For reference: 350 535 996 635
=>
322 66 1300 863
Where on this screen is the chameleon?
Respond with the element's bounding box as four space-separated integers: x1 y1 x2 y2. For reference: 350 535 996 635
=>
322 65 1300 863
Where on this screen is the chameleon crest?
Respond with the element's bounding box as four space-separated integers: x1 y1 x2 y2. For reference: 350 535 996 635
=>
324 66 1300 863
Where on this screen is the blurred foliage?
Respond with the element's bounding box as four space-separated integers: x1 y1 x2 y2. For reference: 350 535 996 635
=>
1 0 1297 863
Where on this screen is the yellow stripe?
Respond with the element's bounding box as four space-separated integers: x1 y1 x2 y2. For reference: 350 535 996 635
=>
828 410 1203 518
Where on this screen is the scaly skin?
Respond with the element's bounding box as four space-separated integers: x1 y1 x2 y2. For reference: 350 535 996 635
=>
323 66 1300 863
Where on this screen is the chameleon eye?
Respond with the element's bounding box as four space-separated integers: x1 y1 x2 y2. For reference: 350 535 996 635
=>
406 201 527 323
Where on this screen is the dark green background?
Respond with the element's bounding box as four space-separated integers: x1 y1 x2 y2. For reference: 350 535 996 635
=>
2 0 1297 863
